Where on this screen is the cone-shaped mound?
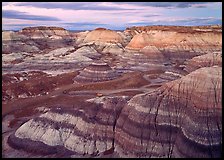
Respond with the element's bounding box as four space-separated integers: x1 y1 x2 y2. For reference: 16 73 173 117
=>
74 62 120 83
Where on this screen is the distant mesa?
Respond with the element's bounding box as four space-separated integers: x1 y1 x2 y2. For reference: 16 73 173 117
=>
19 26 70 39
74 62 121 83
95 27 107 30
21 26 67 31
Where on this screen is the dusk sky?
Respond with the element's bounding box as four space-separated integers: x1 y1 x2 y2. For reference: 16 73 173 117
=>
2 2 222 31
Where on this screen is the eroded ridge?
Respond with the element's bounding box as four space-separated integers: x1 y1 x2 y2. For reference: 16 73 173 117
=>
8 96 128 157
114 66 222 158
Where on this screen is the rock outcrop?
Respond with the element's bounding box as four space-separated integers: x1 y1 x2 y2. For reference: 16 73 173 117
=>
125 25 222 59
114 66 222 157
184 52 222 73
8 96 128 156
74 62 120 83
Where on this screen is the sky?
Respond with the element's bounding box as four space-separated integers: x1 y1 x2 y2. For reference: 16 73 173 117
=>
2 2 222 31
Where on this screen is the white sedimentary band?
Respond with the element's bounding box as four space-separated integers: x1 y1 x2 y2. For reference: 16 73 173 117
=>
15 111 114 154
83 68 114 74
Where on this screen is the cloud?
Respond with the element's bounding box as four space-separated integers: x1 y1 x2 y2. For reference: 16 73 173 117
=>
2 2 222 31
116 2 214 8
13 2 135 10
2 10 60 21
175 17 222 25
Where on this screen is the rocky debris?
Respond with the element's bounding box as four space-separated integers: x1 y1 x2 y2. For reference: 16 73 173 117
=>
184 52 222 73
114 66 222 157
8 96 128 156
74 62 121 83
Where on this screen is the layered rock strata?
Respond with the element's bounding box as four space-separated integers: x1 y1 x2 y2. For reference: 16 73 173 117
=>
8 96 128 156
74 62 120 83
125 25 222 59
114 66 222 158
7 66 222 158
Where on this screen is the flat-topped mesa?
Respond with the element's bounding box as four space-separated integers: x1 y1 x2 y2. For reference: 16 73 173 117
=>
184 52 222 73
83 28 124 44
74 62 120 83
114 66 222 158
21 26 67 31
125 25 222 59
18 26 70 39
